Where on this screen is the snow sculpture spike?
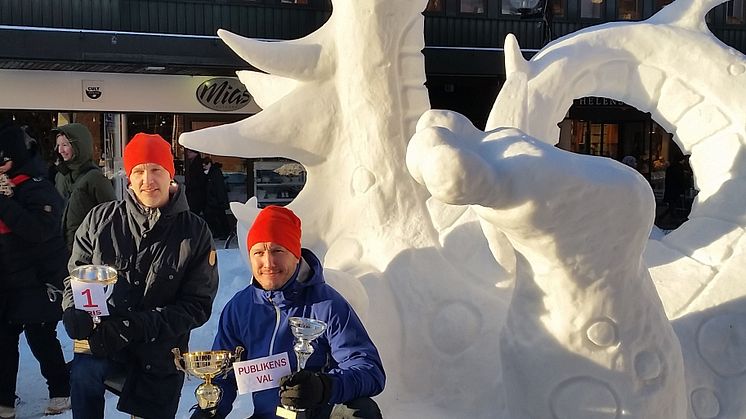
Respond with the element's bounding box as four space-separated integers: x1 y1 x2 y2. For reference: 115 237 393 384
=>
183 0 434 271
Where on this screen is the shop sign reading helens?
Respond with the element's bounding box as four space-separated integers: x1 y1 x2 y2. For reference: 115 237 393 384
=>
196 77 253 111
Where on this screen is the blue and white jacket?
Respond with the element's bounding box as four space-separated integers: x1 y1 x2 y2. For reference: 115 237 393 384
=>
211 248 385 418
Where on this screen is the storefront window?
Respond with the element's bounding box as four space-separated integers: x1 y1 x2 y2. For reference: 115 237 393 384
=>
580 0 604 18
570 121 618 157
727 0 746 24
427 0 444 12
461 0 486 13
618 0 640 19
551 0 566 17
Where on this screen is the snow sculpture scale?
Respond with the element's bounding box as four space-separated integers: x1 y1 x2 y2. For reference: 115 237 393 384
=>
180 0 746 417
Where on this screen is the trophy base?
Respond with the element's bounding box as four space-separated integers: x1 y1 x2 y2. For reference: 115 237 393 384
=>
276 406 309 419
73 339 92 354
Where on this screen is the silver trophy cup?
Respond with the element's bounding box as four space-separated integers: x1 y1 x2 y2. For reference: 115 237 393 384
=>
276 317 328 419
68 264 118 354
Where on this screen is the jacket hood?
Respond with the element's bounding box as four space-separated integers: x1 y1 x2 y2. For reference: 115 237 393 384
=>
54 123 93 170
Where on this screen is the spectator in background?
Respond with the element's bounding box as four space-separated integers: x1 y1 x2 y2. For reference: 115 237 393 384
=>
184 148 207 216
53 123 116 251
621 155 637 170
663 155 692 211
203 157 230 240
0 124 71 418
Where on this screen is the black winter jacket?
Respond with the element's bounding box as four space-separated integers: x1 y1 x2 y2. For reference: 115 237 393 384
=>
0 169 67 324
63 182 219 419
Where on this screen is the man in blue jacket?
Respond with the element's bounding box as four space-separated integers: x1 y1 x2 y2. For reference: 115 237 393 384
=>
193 205 385 419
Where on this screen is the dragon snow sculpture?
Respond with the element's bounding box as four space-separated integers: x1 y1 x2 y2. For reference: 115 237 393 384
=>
180 0 746 417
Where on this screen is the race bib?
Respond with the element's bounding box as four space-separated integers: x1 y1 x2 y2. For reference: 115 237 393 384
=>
233 353 292 394
70 280 111 317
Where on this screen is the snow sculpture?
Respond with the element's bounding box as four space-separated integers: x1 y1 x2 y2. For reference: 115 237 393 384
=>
407 109 687 418
180 0 746 417
488 0 746 417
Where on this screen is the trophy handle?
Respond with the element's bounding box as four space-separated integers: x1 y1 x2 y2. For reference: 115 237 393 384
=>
172 348 186 374
233 346 245 361
103 282 116 300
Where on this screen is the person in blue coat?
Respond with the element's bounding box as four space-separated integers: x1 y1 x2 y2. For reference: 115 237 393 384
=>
192 205 385 419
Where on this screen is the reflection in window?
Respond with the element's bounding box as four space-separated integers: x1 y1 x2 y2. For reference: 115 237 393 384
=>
461 0 486 13
618 0 640 19
580 0 604 18
426 0 444 12
727 0 746 24
281 0 309 4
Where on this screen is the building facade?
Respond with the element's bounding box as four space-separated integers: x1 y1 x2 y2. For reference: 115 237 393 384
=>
0 0 739 216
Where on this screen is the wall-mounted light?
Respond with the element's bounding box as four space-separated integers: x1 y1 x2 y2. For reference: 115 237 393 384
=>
145 66 166 71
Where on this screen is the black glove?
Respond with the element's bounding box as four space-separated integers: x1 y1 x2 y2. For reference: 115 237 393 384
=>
279 370 332 410
62 308 94 340
188 406 222 419
88 316 144 357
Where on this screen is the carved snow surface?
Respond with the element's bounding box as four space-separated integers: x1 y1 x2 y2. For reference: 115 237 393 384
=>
485 0 746 416
179 0 746 417
407 110 687 418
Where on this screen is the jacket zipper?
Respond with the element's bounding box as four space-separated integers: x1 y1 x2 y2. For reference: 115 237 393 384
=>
267 294 281 356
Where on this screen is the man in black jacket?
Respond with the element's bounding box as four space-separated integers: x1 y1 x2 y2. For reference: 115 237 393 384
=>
0 125 71 418
61 133 219 419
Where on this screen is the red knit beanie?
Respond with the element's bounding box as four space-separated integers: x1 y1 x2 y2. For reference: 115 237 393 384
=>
247 206 302 259
123 133 175 178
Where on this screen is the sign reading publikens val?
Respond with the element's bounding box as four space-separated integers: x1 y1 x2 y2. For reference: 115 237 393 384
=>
234 353 291 394
196 77 252 111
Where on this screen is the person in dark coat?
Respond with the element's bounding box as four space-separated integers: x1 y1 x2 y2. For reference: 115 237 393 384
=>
0 125 71 418
53 123 116 251
184 148 207 216
60 133 219 419
202 158 230 239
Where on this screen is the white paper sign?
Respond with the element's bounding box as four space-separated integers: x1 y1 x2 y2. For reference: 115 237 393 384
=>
70 280 111 317
234 353 291 395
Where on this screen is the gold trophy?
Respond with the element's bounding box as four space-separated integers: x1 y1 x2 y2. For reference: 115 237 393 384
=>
173 347 245 415
68 264 118 354
276 317 328 419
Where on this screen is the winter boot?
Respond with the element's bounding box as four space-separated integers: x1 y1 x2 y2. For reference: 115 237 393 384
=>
0 404 14 419
44 397 70 415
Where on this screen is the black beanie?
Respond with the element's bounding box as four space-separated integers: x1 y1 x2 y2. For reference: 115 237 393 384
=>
0 125 30 172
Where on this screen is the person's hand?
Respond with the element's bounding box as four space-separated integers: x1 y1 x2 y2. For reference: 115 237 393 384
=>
188 406 221 419
62 308 94 340
279 370 331 410
88 316 144 357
